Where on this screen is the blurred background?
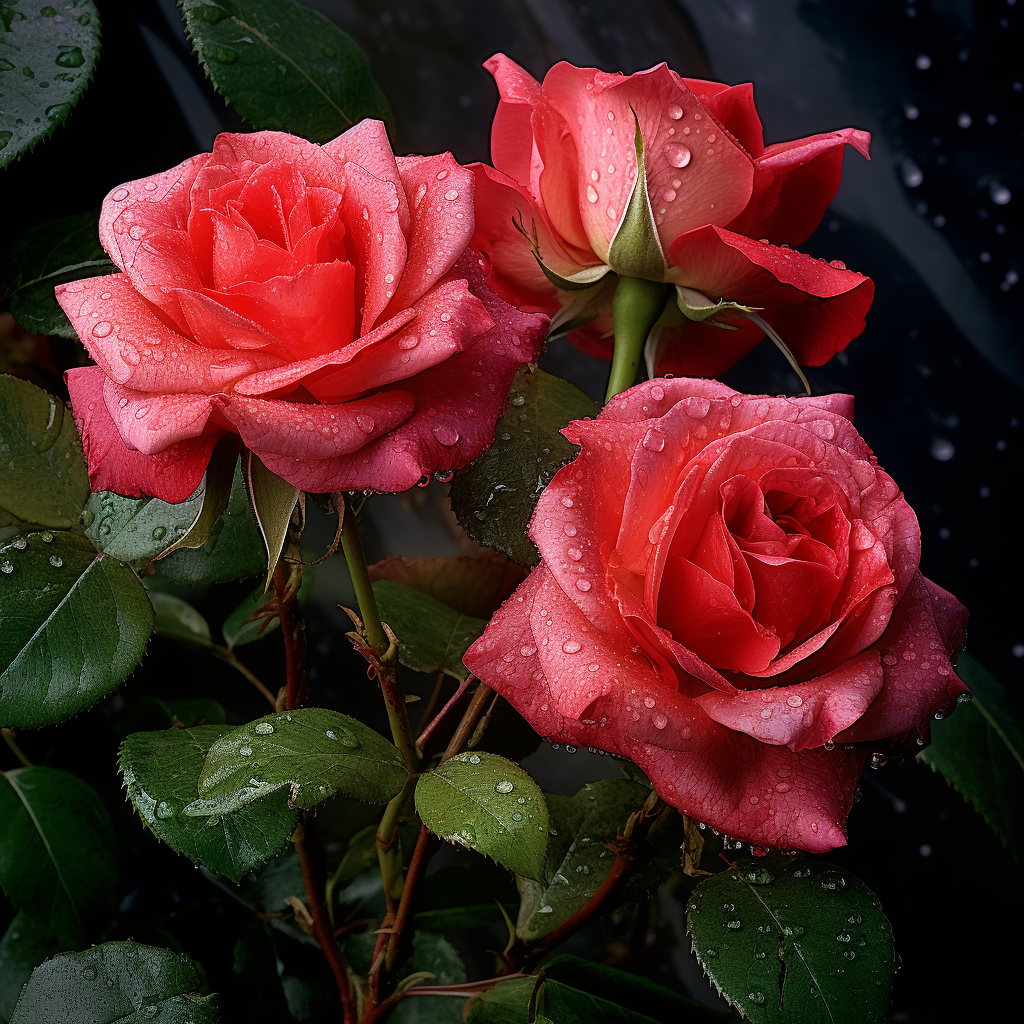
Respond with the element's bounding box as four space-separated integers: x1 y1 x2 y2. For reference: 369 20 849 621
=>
3 1 1020 1021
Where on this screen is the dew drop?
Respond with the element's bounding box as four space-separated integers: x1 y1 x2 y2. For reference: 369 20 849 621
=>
494 780 514 794
254 722 274 735
666 102 683 119
586 184 599 203
48 555 62 567
562 640 581 654
665 143 692 168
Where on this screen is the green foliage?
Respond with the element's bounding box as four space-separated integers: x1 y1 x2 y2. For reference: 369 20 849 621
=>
687 857 895 1023
85 486 206 570
0 913 67 1024
0 211 113 336
415 752 549 880
450 367 599 566
119 724 298 884
179 0 393 141
0 1 101 168
154 460 266 584
150 591 214 648
373 580 487 681
0 767 117 946
193 708 408 812
245 452 300 588
517 778 657 942
0 375 88 528
0 531 153 727
9 941 220 1023
468 955 720 1023
921 652 1024 856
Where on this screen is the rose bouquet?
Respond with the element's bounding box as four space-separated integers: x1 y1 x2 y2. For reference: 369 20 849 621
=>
0 3 1017 1023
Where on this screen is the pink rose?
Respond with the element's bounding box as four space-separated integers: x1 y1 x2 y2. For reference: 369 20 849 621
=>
465 379 967 852
59 123 547 502
470 56 874 377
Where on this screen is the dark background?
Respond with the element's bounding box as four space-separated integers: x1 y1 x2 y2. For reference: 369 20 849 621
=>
2 1 1021 1021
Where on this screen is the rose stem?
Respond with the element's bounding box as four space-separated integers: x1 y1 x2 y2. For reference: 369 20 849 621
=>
2 728 33 768
604 276 673 403
382 680 495 971
296 822 357 1023
277 535 355 1019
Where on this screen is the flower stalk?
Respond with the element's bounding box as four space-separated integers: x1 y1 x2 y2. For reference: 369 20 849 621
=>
605 276 672 403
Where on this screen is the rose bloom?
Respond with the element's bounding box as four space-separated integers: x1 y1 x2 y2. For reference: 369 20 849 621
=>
465 379 967 852
470 56 874 377
59 122 547 502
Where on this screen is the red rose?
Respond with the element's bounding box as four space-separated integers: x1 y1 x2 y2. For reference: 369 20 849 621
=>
59 123 547 502
470 56 874 377
465 379 967 852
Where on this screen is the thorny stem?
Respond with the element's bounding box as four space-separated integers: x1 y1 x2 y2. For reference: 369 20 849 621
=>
296 823 356 1023
2 728 33 768
275 555 308 711
605 276 672 403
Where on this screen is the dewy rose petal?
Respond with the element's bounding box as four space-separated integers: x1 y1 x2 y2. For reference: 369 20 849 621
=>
470 55 873 377
465 379 968 853
59 122 547 502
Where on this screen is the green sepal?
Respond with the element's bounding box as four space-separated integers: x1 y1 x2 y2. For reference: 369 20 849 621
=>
675 285 753 327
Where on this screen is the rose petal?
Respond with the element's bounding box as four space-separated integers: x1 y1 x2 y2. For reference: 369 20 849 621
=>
103 379 214 456
729 129 871 247
55 274 282 394
484 54 544 188
66 367 220 503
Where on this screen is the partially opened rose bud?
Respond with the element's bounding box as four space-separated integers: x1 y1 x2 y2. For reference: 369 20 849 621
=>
471 56 874 378
59 123 547 502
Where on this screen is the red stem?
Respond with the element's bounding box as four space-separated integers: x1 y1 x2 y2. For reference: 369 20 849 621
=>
297 826 356 1023
415 677 471 749
275 560 308 711
386 825 439 969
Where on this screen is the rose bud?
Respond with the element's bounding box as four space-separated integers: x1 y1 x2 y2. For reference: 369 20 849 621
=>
465 379 968 853
58 123 547 502
470 56 874 381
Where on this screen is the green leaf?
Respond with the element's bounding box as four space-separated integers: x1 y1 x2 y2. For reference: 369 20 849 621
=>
389 932 467 1024
179 0 393 141
687 857 895 1023
468 955 719 1024
9 941 220 1023
221 562 314 649
114 695 225 739
1 211 113 337
119 724 298 883
0 913 68 1022
373 580 486 681
151 592 213 648
920 652 1024 856
0 767 117 946
0 532 153 728
85 487 206 570
413 862 518 934
517 778 649 942
246 452 300 589
415 752 548 880
192 708 407 813
0 375 88 528
154 459 266 585
0 1 101 169
450 367 599 566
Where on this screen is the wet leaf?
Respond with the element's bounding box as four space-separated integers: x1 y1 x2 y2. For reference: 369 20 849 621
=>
119 724 298 884
1 211 113 337
687 857 895 1023
450 367 598 566
373 580 487 681
0 913 68 1023
415 752 548 880
0 767 116 946
0 375 88 528
150 592 213 648
154 459 265 585
0 1 101 169
920 653 1024 857
0 532 153 728
179 0 393 141
192 708 407 813
9 941 219 1023
517 779 650 942
85 486 206 571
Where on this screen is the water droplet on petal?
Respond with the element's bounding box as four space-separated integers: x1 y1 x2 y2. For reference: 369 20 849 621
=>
665 143 692 168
